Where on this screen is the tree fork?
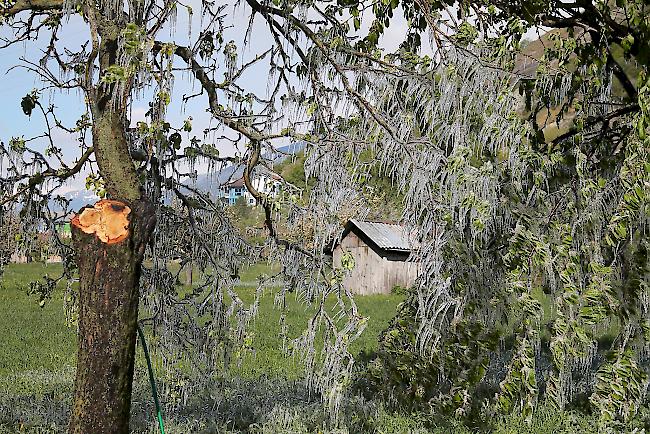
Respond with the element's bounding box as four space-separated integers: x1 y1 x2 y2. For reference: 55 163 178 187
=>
69 199 155 434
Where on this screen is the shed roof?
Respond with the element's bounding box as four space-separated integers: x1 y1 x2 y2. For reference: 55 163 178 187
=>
345 219 412 252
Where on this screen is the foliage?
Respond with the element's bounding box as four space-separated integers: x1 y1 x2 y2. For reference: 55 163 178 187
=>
1 0 650 429
365 287 499 419
306 1 650 428
274 151 311 194
227 196 266 243
273 148 403 220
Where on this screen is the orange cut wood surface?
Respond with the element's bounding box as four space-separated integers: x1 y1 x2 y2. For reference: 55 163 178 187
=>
71 200 131 244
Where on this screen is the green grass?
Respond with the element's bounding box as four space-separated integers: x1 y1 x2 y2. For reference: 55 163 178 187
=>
3 263 632 433
0 262 404 431
0 263 76 396
230 284 402 378
0 262 402 392
192 262 403 378
151 260 403 378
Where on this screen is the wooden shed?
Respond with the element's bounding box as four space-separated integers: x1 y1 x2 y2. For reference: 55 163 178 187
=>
331 220 420 295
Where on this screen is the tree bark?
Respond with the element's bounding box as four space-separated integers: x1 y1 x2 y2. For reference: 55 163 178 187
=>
66 26 151 429
68 199 155 434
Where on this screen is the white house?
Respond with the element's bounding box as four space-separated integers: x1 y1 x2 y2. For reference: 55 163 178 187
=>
220 166 282 205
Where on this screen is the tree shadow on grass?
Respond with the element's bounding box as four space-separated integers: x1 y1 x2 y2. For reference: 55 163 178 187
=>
0 375 320 433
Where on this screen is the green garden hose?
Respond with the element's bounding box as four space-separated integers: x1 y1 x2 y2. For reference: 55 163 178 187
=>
137 322 166 434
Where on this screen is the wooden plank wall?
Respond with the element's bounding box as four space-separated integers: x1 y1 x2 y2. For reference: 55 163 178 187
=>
333 232 419 295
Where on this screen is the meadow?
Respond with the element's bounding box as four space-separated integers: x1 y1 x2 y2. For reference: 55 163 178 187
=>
0 262 409 432
0 263 640 433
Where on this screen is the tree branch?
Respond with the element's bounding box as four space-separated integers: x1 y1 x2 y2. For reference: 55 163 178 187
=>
551 104 639 146
1 146 94 206
607 52 637 100
0 0 63 17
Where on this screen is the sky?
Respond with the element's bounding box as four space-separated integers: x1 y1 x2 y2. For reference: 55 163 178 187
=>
0 1 421 192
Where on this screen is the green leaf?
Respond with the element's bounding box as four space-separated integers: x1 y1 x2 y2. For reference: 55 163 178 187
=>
621 34 634 53
21 93 37 117
169 132 182 149
183 117 193 132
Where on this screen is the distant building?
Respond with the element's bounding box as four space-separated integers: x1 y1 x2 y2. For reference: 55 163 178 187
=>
54 222 72 239
330 219 420 295
221 177 249 205
220 166 282 205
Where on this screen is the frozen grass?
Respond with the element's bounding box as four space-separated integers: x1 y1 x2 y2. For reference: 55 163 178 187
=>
0 263 402 432
0 263 644 433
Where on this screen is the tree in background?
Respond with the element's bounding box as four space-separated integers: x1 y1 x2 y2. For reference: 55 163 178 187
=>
0 0 648 432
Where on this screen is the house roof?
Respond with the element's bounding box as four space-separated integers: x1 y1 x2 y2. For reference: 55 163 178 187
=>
221 165 281 189
224 177 246 188
345 219 412 252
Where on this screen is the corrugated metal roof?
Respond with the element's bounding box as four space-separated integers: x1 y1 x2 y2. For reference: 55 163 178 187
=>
348 219 412 252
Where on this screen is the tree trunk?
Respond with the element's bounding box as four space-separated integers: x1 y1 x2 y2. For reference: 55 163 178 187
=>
68 199 155 434
67 25 150 432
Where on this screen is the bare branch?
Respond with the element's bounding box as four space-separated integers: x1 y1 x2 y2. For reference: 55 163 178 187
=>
0 0 63 17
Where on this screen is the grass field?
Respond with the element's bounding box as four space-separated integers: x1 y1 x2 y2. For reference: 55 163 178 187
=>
0 262 402 387
0 262 407 432
0 263 644 433
0 263 76 396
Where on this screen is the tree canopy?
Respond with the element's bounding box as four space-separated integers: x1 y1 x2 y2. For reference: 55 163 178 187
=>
1 0 649 431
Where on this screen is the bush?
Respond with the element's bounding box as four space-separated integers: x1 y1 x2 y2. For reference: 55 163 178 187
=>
363 287 499 424
390 285 409 296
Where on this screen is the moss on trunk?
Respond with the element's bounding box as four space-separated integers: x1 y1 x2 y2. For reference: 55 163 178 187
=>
92 112 141 202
